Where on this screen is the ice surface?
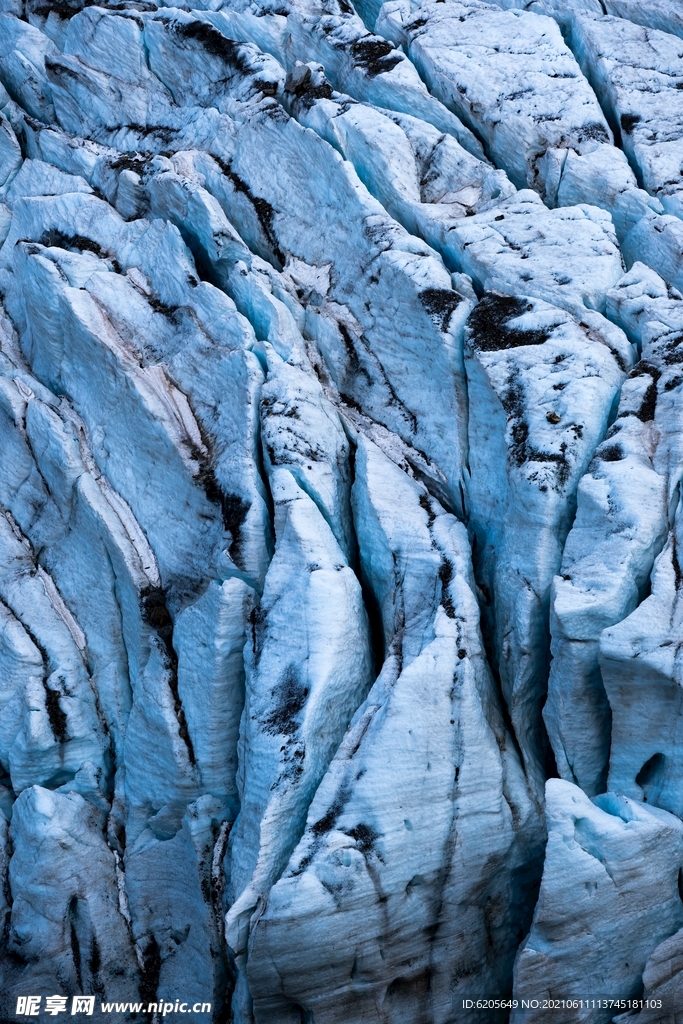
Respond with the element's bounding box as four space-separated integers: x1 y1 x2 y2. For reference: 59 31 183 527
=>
0 0 682 1018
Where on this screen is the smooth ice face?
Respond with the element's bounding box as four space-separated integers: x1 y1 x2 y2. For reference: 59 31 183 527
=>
0 15 58 123
488 0 604 23
512 780 683 1022
259 345 355 559
377 1 614 198
0 111 21 190
604 0 683 40
447 193 627 315
5 787 141 1009
1 0 683 1019
488 0 683 39
633 926 683 1023
599 540 683 808
285 65 516 267
570 13 683 218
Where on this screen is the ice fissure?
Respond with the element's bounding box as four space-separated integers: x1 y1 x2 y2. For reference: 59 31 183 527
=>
0 0 682 1021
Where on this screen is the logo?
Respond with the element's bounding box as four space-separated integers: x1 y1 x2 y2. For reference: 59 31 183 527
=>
15 996 95 1017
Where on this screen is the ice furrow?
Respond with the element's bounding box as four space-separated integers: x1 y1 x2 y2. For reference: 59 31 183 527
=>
245 438 543 1024
545 262 683 796
0 280 254 1012
465 292 630 789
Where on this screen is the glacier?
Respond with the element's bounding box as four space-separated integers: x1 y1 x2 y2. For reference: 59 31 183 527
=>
0 0 682 1021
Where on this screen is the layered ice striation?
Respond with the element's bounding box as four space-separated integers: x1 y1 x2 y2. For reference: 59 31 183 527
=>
0 0 682 1021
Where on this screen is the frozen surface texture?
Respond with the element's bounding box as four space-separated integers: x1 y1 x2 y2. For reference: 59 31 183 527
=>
0 0 681 1022
513 780 683 1023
